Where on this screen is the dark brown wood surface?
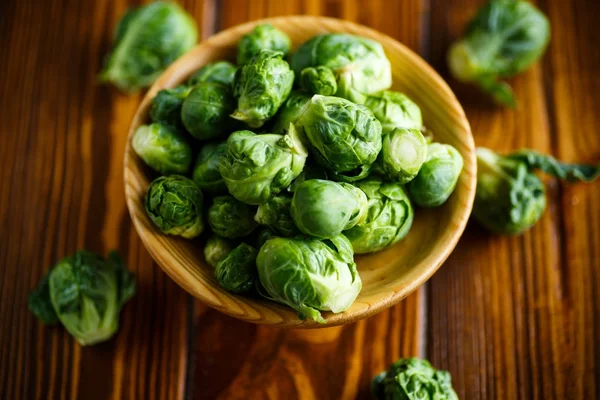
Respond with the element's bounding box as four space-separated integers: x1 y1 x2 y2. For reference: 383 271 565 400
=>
0 0 598 399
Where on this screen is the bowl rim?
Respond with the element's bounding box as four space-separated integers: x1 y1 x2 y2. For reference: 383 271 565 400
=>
124 15 476 327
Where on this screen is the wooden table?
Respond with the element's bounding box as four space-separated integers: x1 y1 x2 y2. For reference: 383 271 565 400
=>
1 0 599 398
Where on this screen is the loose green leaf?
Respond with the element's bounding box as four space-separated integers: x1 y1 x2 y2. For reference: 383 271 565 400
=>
28 273 59 325
507 149 600 182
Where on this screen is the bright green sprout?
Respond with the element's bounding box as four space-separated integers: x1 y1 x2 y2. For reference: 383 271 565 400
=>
290 179 368 239
408 143 463 208
145 175 204 238
219 127 307 205
344 178 414 254
257 234 361 323
237 24 291 66
132 123 192 174
232 49 294 128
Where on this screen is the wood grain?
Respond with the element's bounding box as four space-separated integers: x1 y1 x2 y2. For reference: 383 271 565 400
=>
1 0 599 399
426 1 600 399
0 0 204 398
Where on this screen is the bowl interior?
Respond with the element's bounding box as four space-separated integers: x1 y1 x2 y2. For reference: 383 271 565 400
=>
124 16 475 327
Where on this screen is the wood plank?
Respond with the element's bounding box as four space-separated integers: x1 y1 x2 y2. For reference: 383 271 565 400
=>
0 1 209 398
188 1 427 399
543 0 600 398
425 0 598 399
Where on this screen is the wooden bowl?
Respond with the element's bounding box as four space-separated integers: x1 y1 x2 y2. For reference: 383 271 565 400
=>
124 16 476 327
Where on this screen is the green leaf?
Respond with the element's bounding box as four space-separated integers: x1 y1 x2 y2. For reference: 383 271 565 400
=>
28 273 59 325
508 150 600 182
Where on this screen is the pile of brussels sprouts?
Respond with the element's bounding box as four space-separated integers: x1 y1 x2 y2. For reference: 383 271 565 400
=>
133 24 465 323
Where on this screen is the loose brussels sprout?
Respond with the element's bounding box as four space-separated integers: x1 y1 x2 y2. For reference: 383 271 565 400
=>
473 148 600 234
299 66 338 96
372 357 458 400
447 0 550 106
379 128 428 184
408 143 463 208
28 250 136 346
257 235 361 323
295 95 382 181
237 24 291 66
99 2 197 92
344 178 414 254
208 195 258 238
188 61 237 87
231 50 295 128
215 243 258 293
290 179 368 239
203 235 235 268
192 142 228 195
291 33 392 103
132 123 192 174
271 91 312 135
181 83 236 140
219 128 308 205
254 195 298 237
364 91 423 133
149 85 192 127
145 175 204 238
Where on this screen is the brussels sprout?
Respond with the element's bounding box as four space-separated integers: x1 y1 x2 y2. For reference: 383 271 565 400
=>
99 2 197 92
181 83 236 140
379 128 428 184
192 142 228 195
203 235 235 268
299 66 338 96
344 178 414 254
473 148 600 235
149 85 192 127
290 179 368 239
237 24 291 66
208 195 258 238
188 61 237 87
291 33 392 103
132 123 192 174
257 235 361 323
372 357 458 400
231 50 295 128
131 123 192 174
364 91 423 133
408 143 463 208
28 250 135 346
295 95 382 181
254 195 298 237
215 243 258 293
219 128 308 205
271 91 312 135
145 175 204 238
447 0 550 106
